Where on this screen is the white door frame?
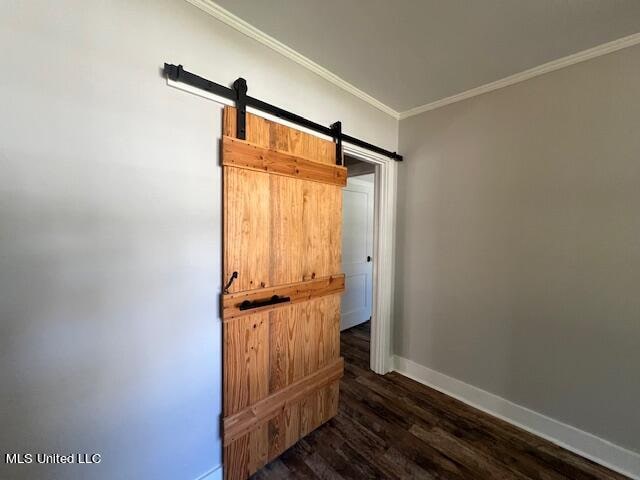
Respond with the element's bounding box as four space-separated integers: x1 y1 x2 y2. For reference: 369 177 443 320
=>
167 78 397 374
343 143 397 375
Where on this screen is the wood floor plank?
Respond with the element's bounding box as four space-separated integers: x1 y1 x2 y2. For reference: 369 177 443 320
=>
250 322 629 480
251 459 293 480
351 370 567 480
279 447 321 480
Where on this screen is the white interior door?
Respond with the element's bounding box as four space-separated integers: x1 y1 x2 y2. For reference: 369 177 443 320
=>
341 174 374 330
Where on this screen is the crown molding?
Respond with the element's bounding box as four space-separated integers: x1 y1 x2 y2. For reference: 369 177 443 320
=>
184 0 640 124
399 32 640 120
184 0 400 119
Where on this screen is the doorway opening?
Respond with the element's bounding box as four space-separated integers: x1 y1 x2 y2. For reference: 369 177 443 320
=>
341 155 376 369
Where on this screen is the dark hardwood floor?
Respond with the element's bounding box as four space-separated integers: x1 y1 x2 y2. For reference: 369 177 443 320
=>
252 321 627 479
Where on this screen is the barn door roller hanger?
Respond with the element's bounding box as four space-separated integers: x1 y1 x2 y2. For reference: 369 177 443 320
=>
164 63 403 164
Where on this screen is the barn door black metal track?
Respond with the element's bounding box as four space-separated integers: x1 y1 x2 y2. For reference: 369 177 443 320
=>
164 63 403 163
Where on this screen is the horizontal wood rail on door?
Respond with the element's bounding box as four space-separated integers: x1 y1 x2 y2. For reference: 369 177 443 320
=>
223 275 345 321
223 358 343 446
223 136 347 187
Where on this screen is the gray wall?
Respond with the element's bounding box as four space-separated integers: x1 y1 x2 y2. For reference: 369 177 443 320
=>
396 44 640 454
0 1 397 479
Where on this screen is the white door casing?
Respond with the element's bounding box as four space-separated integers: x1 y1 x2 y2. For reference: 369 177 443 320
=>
341 175 374 331
342 142 397 375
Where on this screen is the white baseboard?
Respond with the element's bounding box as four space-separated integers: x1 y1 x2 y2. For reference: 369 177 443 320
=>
393 355 640 479
195 464 222 480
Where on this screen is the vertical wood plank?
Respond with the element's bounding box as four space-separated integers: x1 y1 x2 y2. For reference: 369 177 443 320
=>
321 183 342 278
247 313 269 410
267 413 284 461
225 436 249 480
224 315 246 417
246 112 271 148
284 401 301 450
223 106 236 138
248 422 269 474
318 295 340 369
317 384 328 425
301 182 342 281
224 167 270 293
224 312 270 416
268 308 288 392
287 304 305 385
300 390 320 438
301 181 319 281
326 380 340 419
302 301 319 377
269 175 303 286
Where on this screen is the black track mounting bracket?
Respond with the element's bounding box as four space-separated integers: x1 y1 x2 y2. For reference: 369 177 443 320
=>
330 121 343 166
232 78 248 140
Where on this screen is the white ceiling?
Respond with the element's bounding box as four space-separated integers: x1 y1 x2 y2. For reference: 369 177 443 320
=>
212 0 640 114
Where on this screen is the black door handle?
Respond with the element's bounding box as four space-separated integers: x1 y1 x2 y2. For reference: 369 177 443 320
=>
239 295 291 311
367 256 372 262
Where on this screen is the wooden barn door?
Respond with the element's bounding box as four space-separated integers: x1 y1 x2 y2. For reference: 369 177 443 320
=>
221 107 346 480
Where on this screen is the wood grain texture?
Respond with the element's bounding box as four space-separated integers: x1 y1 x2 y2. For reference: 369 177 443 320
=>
224 295 341 418
250 322 630 480
224 107 336 165
223 136 347 186
223 167 270 293
225 434 249 480
226 379 340 480
222 275 345 321
224 311 270 417
224 358 343 445
223 171 343 293
301 180 342 282
270 173 303 287
223 108 344 480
